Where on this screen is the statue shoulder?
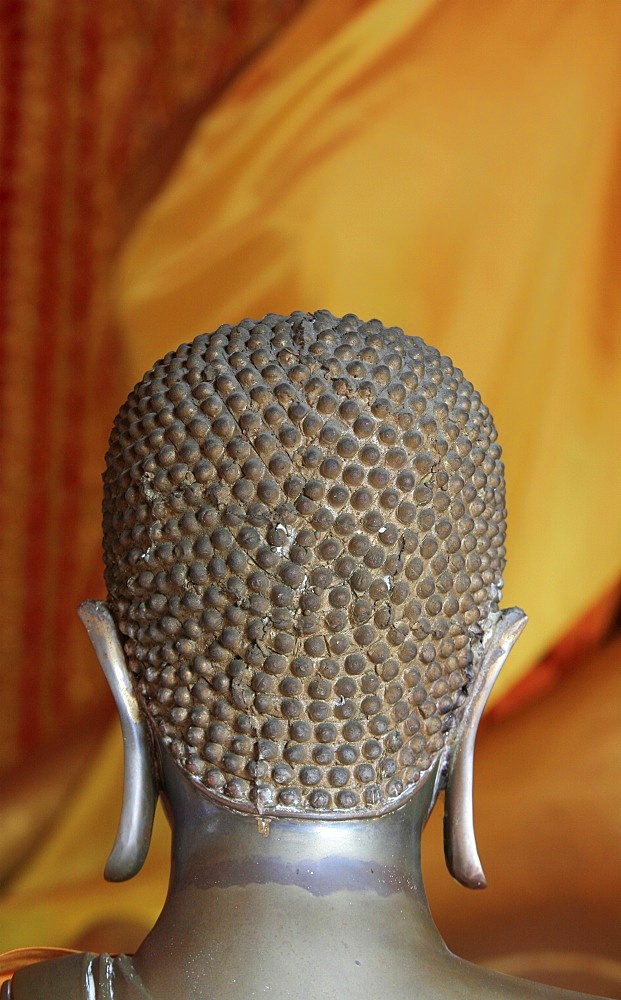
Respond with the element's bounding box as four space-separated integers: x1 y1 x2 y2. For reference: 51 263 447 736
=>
4 952 148 999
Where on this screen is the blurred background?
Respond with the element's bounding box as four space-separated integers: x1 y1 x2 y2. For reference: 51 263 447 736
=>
0 0 619 994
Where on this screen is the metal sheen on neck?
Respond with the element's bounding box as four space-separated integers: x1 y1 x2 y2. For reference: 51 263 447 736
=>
131 746 446 1000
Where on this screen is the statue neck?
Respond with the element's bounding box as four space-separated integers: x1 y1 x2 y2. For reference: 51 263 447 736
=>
131 751 446 1000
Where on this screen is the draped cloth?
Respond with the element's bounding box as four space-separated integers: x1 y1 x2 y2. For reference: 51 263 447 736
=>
0 0 307 767
117 0 621 701
0 0 620 973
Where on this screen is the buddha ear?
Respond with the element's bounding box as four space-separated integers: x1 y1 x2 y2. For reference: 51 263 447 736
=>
78 601 159 882
443 606 527 889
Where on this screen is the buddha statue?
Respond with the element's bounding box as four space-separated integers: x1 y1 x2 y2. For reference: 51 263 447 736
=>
3 311 609 999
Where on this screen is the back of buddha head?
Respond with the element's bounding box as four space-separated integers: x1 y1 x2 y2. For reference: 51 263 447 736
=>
103 310 506 818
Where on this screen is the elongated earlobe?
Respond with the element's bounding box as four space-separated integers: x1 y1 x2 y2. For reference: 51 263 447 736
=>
78 601 159 882
443 607 527 889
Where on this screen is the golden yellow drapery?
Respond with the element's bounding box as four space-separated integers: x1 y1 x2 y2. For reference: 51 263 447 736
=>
117 0 621 702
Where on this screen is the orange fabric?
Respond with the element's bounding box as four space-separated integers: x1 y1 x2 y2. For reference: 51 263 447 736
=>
118 0 621 701
489 580 621 720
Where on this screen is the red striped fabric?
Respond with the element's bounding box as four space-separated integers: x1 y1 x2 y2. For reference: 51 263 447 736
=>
0 0 307 768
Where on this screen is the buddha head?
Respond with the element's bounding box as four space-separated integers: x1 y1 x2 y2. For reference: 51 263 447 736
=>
83 311 524 886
